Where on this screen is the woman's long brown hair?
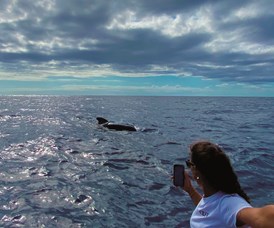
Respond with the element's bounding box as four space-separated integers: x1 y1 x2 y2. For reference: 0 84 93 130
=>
190 141 250 203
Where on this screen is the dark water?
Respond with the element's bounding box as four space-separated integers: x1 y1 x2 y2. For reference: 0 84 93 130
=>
0 96 273 227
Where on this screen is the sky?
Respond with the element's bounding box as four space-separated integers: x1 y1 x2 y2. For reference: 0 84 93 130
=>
0 0 274 96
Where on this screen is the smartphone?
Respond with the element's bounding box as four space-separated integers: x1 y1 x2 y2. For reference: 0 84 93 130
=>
173 164 185 187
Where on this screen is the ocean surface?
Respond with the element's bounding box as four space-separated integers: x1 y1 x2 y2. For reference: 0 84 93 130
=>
0 96 273 227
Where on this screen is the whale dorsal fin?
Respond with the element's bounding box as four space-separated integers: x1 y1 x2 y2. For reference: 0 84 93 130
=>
96 117 109 124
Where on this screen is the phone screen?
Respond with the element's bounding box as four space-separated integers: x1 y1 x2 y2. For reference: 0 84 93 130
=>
173 164 185 187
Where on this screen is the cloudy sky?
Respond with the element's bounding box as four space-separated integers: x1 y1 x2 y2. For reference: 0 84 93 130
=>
1 0 274 96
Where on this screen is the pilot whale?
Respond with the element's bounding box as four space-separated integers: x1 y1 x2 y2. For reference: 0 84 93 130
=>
96 117 137 131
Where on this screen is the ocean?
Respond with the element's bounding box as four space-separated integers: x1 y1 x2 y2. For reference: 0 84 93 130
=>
0 96 273 227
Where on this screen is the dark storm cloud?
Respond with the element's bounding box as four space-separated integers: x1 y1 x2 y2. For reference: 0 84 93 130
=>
1 0 274 85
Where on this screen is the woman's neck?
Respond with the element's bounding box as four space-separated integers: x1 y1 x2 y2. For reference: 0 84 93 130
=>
201 181 218 197
203 188 218 197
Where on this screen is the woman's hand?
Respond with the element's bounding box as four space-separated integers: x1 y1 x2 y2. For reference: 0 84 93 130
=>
183 171 202 206
183 171 193 193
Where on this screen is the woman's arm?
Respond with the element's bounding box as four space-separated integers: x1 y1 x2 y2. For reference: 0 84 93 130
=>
183 171 202 206
237 205 274 228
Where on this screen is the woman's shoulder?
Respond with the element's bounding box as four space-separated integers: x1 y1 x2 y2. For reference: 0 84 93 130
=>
216 193 252 227
219 192 251 207
216 192 252 219
204 192 244 203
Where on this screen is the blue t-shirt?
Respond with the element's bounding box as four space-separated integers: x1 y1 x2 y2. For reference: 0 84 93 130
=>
190 191 252 228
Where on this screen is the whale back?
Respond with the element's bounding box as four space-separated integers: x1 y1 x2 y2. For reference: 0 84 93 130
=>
96 117 109 124
106 123 136 131
96 117 137 131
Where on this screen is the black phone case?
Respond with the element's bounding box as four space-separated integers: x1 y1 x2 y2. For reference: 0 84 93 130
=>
173 164 185 187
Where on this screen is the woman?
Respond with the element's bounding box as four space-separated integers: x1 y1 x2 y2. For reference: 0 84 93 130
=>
182 141 274 228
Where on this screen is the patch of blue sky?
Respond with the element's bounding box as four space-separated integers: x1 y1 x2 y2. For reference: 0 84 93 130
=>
0 75 273 96
78 75 219 87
